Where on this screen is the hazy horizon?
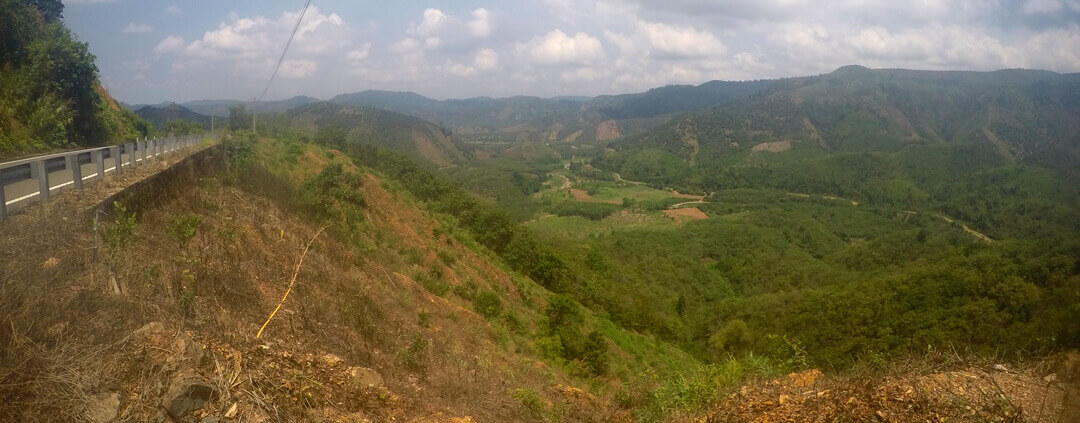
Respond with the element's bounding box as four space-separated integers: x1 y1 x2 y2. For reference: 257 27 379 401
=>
62 0 1080 104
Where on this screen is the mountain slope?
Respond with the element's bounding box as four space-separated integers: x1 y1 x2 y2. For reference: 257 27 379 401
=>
286 102 467 167
134 103 212 128
178 96 323 117
0 0 150 160
595 66 1080 240
330 81 770 143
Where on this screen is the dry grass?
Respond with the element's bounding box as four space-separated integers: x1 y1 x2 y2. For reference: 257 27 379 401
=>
0 147 583 422
701 351 1073 423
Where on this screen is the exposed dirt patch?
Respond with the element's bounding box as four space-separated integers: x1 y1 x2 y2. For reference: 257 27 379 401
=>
751 140 792 153
670 190 705 200
595 120 621 141
704 362 1071 423
570 188 593 201
663 207 707 222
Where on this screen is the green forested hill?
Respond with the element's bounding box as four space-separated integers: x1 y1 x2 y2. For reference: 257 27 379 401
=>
0 0 149 160
595 66 1080 240
259 102 468 167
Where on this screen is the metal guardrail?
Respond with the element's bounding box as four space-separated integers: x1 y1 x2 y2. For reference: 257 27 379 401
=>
0 134 204 221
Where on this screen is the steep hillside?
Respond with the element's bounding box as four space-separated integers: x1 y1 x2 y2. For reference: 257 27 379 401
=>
0 0 150 160
0 137 723 421
134 103 212 129
283 102 467 167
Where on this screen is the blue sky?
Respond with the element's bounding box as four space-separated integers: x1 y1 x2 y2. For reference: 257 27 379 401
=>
61 0 1080 104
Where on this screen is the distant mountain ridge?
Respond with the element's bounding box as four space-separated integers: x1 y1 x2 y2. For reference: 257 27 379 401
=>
133 103 212 128
136 80 772 144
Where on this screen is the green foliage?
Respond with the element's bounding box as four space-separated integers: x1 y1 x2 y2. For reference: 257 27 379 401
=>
709 320 752 357
301 163 366 222
581 332 609 376
452 280 478 300
228 104 252 131
102 201 136 260
161 119 204 135
0 1 149 159
472 290 503 319
549 201 621 220
415 270 450 296
401 335 428 372
417 311 431 328
166 214 202 247
511 388 545 419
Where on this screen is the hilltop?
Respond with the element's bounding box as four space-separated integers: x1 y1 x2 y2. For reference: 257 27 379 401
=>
134 103 213 130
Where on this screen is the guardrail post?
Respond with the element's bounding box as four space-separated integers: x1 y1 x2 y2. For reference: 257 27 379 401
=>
111 145 122 174
31 160 50 203
67 153 83 190
127 142 137 167
93 148 105 181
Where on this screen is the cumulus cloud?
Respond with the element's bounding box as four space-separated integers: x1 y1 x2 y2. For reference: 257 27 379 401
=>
469 8 493 37
123 23 154 34
279 60 319 79
526 30 605 65
154 6 351 82
108 0 1080 103
165 5 183 15
474 48 499 71
154 35 185 54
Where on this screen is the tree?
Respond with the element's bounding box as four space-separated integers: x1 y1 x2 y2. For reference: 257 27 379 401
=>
709 319 752 357
228 104 252 131
29 0 63 22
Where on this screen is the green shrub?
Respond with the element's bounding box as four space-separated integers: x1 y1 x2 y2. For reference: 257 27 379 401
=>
709 319 752 357
437 249 457 266
472 290 503 319
415 270 450 296
166 214 202 247
549 201 621 220
401 335 428 372
504 311 526 335
452 280 478 300
511 388 545 418
418 311 431 328
103 201 136 262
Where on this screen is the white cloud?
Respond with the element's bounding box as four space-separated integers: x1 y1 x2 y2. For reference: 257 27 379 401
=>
279 60 318 79
165 5 183 15
474 48 499 71
123 23 154 34
469 8 492 37
448 63 478 77
638 21 726 58
527 30 605 65
347 43 372 62
154 35 186 54
156 6 351 78
415 9 450 37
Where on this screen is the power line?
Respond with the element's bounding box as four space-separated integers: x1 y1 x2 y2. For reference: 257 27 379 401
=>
259 0 313 101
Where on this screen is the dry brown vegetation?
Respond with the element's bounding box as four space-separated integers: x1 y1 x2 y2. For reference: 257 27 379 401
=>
0 144 611 422
698 352 1080 423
